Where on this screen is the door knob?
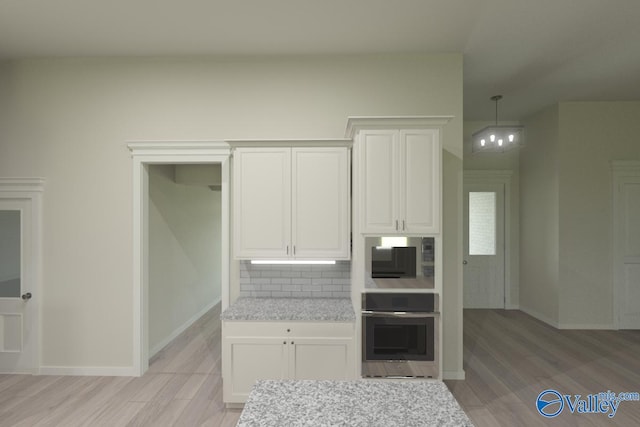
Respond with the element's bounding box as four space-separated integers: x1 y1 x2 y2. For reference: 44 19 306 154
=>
21 292 32 300
462 260 468 265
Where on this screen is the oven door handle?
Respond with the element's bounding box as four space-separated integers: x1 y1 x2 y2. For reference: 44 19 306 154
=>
361 310 439 318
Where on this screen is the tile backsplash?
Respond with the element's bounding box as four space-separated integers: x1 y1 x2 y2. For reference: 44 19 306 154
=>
239 261 351 299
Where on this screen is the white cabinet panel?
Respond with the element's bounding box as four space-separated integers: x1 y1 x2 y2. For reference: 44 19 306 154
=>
224 338 288 402
360 130 399 233
358 128 441 235
290 338 353 380
222 321 355 404
402 129 440 234
292 148 350 259
234 146 350 260
234 148 291 258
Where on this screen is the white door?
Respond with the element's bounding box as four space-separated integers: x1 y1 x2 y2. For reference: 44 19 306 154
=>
463 183 505 308
401 129 441 234
0 201 36 373
292 147 350 259
616 177 640 329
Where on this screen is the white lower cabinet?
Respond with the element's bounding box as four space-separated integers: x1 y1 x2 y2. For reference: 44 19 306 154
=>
222 322 355 404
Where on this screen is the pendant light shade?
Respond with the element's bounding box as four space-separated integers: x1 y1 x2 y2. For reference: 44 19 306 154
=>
471 95 524 153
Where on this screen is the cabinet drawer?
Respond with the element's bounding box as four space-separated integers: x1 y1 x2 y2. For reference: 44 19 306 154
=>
223 321 354 338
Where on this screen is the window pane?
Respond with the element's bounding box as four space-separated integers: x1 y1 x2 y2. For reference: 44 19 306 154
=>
469 192 496 255
0 210 21 298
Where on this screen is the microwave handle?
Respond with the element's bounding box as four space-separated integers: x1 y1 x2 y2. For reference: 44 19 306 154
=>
362 310 439 318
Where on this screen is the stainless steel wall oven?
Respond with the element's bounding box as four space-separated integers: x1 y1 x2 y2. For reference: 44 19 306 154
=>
362 293 439 378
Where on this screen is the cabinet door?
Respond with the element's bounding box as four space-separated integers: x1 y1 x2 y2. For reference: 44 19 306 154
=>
292 147 350 259
233 148 291 258
289 338 354 380
401 129 441 234
360 130 400 233
223 338 288 403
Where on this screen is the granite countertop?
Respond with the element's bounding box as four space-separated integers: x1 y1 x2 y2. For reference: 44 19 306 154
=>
220 297 356 322
237 379 474 427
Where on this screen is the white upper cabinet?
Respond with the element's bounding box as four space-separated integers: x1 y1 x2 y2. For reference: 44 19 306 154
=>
292 148 350 259
234 148 291 258
233 145 350 260
401 129 440 234
360 130 400 233
347 116 451 235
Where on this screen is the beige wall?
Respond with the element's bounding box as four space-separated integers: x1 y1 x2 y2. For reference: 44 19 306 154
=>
520 105 560 324
442 151 463 377
0 54 462 371
557 102 640 327
148 165 221 356
519 101 640 328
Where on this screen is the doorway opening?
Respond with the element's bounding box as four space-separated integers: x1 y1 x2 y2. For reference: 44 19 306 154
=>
147 163 223 358
129 142 230 376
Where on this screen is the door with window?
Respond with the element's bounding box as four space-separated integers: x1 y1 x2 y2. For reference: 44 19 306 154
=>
463 182 505 308
0 199 36 373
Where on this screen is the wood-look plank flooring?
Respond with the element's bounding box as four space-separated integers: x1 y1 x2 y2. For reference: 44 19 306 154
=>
0 304 241 426
445 309 640 427
2 307 639 426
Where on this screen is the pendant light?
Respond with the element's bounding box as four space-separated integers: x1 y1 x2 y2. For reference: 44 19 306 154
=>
471 95 524 153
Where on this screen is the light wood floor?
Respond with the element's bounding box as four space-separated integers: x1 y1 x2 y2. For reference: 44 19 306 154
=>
445 309 640 427
2 307 639 426
0 304 241 426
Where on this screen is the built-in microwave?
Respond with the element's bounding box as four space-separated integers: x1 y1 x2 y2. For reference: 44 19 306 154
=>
371 246 416 278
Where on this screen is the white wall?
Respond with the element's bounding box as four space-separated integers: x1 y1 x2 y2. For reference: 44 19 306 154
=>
520 106 560 325
557 102 640 327
519 101 640 328
442 150 463 378
0 54 462 371
148 164 221 356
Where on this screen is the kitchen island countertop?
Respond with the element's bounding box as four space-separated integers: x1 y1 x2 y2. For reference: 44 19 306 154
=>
220 297 356 322
237 379 474 427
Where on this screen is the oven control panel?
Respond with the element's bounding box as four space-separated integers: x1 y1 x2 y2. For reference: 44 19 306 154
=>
362 293 437 313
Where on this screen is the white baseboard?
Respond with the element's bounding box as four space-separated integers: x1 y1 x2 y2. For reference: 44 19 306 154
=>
443 370 466 380
149 297 220 358
557 322 615 330
39 366 137 376
519 305 560 328
520 305 615 330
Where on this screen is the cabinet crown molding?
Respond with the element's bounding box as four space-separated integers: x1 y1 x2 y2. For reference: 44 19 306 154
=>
345 116 454 138
227 139 352 148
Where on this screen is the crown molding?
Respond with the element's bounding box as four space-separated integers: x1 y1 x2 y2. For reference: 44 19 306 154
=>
0 178 46 192
127 141 230 157
345 115 454 138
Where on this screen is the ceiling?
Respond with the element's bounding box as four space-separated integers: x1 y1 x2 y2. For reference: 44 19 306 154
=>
1 0 639 120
